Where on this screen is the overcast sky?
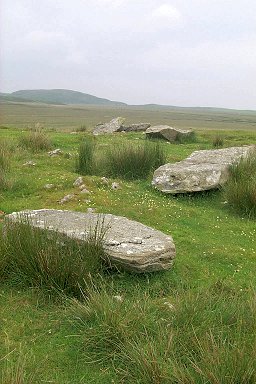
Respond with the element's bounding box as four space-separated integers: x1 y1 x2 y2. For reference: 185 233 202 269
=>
1 0 256 109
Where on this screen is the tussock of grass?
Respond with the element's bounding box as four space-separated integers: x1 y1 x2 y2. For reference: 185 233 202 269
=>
71 284 256 383
0 139 11 190
0 217 107 297
224 149 256 218
212 134 224 148
76 124 87 132
75 136 96 175
105 141 166 180
18 125 52 152
175 131 197 144
0 349 35 384
75 138 166 180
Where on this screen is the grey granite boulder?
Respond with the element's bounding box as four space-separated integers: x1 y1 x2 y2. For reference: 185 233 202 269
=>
146 125 193 142
118 123 151 132
152 146 254 194
93 117 126 135
7 209 176 273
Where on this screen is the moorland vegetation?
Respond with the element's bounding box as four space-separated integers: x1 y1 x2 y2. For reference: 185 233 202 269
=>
0 116 256 383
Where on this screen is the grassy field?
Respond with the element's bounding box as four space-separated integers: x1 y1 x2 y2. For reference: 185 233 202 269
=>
1 101 256 131
0 111 256 383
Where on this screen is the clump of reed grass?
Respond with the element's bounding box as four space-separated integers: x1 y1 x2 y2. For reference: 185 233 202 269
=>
223 149 256 219
0 139 11 190
175 131 197 144
0 350 35 384
105 141 166 180
18 123 52 152
0 216 107 297
71 284 256 383
75 136 96 175
212 134 224 148
76 124 87 132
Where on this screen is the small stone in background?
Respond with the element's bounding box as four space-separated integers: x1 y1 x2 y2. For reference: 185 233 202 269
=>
84 199 91 204
44 183 54 190
48 149 62 157
59 194 74 204
80 188 90 194
73 177 83 187
163 301 175 310
113 295 124 303
112 182 121 190
101 177 109 185
79 184 87 190
23 161 36 166
87 207 96 213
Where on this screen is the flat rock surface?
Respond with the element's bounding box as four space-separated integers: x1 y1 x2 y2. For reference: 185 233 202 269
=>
7 209 176 273
119 123 151 132
152 146 254 193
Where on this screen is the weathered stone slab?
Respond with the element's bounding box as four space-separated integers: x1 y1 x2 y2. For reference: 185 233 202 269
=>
7 209 176 273
118 123 151 132
146 125 193 142
93 117 125 135
152 146 254 194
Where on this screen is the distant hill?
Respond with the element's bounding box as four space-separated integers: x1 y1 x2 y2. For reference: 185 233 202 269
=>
1 89 127 106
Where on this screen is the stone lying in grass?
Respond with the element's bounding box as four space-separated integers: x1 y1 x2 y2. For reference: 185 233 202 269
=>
7 209 176 273
93 117 125 135
152 146 255 194
146 125 193 142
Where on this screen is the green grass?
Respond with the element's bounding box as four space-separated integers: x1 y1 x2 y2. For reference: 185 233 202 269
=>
105 140 166 180
18 125 52 152
212 133 224 148
1 102 256 131
0 139 11 190
0 125 255 382
75 135 96 175
75 137 166 180
223 149 256 219
0 217 106 298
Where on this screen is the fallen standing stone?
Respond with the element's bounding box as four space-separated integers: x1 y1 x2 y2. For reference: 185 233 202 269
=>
93 117 126 135
146 125 193 142
7 209 176 273
152 146 254 193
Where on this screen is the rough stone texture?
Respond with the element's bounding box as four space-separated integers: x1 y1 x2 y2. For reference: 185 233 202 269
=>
58 194 74 204
118 123 151 132
7 209 176 273
93 117 126 135
73 177 83 187
23 161 36 166
48 149 62 157
44 183 54 190
146 125 193 142
152 146 254 194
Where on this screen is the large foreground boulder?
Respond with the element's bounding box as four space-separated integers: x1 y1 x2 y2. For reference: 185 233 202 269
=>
152 146 254 194
7 209 175 273
93 117 125 135
146 125 193 142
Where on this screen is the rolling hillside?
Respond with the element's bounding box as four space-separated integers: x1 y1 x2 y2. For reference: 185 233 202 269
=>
1 89 127 106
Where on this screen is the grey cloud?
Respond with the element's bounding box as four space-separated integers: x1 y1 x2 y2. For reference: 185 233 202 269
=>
1 0 256 109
